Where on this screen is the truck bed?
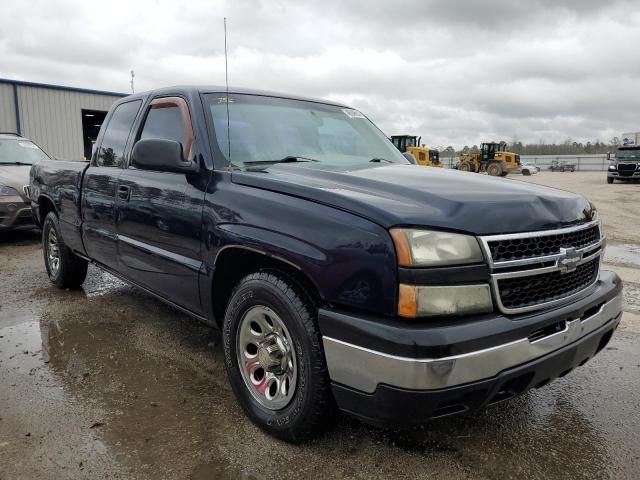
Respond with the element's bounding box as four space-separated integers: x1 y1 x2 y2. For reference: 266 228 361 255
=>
30 159 90 254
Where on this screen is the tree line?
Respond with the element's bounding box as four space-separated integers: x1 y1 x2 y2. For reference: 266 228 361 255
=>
437 137 624 157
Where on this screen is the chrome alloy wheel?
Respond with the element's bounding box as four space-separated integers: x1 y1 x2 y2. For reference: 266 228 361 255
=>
47 228 60 275
236 305 297 410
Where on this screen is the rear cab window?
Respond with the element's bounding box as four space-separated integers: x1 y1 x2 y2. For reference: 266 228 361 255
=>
95 100 142 167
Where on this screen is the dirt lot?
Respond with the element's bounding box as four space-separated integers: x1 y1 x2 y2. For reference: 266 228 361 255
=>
1 171 639 479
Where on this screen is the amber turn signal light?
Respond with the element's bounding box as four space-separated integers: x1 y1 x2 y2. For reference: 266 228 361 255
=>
398 284 418 318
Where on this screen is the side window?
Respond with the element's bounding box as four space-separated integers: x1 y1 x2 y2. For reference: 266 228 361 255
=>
138 97 193 160
96 100 141 167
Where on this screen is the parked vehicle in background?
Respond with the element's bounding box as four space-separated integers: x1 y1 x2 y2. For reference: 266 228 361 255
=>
457 142 521 176
548 160 576 172
513 163 539 176
30 86 622 442
390 135 442 167
607 133 640 183
0 133 49 231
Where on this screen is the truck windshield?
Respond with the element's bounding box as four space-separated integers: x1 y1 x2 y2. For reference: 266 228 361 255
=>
206 94 408 169
0 139 50 165
616 150 640 160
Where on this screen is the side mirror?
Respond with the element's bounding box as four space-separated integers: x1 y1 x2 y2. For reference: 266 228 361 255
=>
403 152 417 164
606 151 611 161
132 139 197 173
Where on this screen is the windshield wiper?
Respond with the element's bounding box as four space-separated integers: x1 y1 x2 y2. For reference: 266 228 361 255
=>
243 156 320 167
369 158 393 163
0 161 33 166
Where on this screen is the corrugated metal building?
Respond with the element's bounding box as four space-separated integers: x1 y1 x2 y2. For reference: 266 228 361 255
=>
0 78 126 160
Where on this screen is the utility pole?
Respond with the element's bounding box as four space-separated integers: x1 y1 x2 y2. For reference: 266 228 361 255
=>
130 70 135 94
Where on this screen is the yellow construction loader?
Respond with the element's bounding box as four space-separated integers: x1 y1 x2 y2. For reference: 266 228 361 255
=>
457 142 520 176
391 135 442 167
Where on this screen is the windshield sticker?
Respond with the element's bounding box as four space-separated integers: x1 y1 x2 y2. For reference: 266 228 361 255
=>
18 142 38 149
216 96 234 104
342 108 365 119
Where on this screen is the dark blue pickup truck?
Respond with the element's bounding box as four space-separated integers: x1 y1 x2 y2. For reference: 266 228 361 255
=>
30 86 622 442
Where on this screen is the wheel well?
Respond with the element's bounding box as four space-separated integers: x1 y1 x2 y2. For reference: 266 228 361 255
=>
212 248 323 327
38 196 56 227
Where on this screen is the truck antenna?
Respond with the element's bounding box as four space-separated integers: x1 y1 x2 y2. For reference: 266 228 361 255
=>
130 70 135 94
224 17 231 163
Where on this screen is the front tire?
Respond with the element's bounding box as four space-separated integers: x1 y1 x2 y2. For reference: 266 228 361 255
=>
487 161 503 176
607 177 614 184
222 271 332 443
458 160 474 172
42 212 88 288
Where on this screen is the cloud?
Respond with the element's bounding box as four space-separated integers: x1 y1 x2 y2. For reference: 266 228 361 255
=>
0 0 638 147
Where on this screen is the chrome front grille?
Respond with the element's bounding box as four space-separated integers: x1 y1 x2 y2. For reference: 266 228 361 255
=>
497 257 599 310
480 220 604 314
487 224 600 262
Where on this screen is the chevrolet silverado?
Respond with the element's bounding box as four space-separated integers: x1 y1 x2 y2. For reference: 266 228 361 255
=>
30 86 622 442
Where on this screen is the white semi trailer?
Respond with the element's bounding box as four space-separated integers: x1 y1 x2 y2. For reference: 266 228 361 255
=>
621 132 640 146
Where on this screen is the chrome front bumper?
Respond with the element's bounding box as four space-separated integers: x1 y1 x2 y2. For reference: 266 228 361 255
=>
323 292 622 394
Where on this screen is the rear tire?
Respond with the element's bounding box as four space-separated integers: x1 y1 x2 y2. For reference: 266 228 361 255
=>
487 162 503 176
42 212 88 288
222 271 333 443
607 177 614 184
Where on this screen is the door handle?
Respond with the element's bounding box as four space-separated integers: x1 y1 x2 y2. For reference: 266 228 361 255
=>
117 185 130 200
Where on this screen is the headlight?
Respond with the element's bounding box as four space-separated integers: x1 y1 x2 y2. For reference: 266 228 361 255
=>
589 206 604 239
390 228 484 266
0 185 20 196
398 284 493 317
608 164 617 171
597 215 605 241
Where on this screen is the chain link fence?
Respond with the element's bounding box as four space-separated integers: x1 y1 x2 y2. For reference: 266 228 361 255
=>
442 154 610 171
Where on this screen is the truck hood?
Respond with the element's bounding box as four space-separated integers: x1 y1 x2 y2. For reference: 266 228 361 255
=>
0 165 31 197
232 164 594 235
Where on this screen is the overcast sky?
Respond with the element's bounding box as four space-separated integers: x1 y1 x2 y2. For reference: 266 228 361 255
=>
2 0 639 148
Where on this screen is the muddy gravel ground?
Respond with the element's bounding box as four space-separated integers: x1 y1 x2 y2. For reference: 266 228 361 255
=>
1 171 639 480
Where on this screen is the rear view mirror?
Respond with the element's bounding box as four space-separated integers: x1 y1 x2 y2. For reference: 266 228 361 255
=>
132 139 197 173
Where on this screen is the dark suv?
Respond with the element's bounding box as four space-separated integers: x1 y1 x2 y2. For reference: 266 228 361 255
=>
1 133 49 231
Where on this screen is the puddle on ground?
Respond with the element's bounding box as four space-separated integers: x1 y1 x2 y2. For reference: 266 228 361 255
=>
3 260 640 478
604 242 640 269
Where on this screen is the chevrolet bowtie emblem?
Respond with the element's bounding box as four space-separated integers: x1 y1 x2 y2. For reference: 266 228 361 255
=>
558 247 582 273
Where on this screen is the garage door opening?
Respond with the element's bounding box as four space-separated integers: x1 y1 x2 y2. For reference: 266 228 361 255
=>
81 109 108 160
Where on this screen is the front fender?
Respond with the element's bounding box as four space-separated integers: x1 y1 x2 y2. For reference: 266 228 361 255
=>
202 179 398 318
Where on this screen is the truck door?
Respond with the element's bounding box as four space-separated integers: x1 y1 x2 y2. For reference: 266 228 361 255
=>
82 100 142 269
116 96 205 314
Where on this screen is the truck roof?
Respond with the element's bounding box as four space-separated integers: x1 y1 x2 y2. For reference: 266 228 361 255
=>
120 85 350 109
